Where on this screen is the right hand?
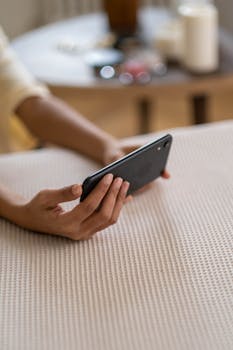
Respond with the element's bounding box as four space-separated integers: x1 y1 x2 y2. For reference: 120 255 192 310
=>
14 174 130 240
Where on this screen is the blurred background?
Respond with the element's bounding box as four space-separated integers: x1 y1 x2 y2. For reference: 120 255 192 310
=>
1 0 233 38
0 0 233 151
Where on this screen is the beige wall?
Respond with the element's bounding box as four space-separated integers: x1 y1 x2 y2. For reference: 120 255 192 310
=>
0 0 42 38
0 0 233 39
216 0 233 33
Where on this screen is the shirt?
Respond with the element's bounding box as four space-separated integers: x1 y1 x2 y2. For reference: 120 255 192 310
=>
0 26 49 152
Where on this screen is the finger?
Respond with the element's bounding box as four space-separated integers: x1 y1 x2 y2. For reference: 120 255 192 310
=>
119 138 145 152
104 143 144 166
78 181 130 240
125 195 133 204
78 228 98 241
109 181 130 225
41 184 82 207
105 151 124 164
99 177 123 215
80 177 123 235
93 180 130 233
70 173 114 220
122 144 142 155
161 170 170 179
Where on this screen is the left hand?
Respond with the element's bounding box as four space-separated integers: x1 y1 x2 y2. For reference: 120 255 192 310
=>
102 139 146 166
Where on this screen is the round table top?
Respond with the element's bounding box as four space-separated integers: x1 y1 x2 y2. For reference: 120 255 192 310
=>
12 6 233 94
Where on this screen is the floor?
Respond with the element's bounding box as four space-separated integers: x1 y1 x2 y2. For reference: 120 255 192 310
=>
11 89 233 151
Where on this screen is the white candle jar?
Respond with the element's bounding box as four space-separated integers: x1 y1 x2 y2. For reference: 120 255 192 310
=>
178 0 219 73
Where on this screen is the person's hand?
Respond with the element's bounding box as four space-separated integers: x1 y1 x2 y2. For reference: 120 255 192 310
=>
102 140 142 166
13 174 129 240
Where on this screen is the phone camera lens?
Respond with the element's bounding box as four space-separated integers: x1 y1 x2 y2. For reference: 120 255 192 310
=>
164 141 170 148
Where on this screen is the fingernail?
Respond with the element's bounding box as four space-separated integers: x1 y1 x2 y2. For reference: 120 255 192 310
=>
115 177 123 187
104 173 113 185
124 181 130 192
124 181 130 188
72 185 81 196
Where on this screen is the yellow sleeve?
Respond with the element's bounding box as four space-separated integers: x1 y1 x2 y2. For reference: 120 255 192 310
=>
0 27 50 152
0 27 50 118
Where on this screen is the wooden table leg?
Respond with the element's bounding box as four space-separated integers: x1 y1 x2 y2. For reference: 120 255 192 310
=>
137 98 152 134
192 94 208 125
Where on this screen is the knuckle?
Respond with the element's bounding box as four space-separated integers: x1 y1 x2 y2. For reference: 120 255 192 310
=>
79 230 93 241
36 190 49 205
60 188 68 200
64 224 82 241
83 201 96 214
99 182 110 194
69 232 83 241
118 190 126 201
64 229 77 241
109 189 118 199
99 210 111 222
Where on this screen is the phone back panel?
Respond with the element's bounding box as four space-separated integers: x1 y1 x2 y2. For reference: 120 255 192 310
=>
80 134 172 201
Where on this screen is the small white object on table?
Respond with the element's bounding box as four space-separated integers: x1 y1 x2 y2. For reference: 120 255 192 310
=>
178 1 219 73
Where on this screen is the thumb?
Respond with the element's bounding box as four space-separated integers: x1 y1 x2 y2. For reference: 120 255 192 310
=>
44 184 82 207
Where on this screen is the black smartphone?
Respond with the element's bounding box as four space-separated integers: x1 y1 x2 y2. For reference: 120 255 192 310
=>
80 134 172 202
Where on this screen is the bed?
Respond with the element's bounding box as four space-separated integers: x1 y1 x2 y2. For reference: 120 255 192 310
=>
0 121 232 350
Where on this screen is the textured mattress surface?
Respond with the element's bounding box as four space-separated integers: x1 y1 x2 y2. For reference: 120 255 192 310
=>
0 121 233 350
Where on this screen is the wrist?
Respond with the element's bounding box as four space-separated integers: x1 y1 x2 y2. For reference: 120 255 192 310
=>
8 203 28 228
102 137 119 151
0 195 28 228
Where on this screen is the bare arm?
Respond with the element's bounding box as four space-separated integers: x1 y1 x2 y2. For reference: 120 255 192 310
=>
0 184 26 226
3 94 170 239
16 95 118 164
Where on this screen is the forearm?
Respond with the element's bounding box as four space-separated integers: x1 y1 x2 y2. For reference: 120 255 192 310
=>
16 96 118 163
0 184 26 225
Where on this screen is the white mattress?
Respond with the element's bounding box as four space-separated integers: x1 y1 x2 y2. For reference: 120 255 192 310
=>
0 121 233 350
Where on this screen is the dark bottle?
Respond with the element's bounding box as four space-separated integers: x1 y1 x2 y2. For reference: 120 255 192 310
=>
103 0 138 36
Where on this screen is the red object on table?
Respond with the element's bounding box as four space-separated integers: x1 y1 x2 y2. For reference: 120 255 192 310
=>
122 60 147 77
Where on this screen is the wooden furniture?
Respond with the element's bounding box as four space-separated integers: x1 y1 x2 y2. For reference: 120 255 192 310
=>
12 7 233 134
